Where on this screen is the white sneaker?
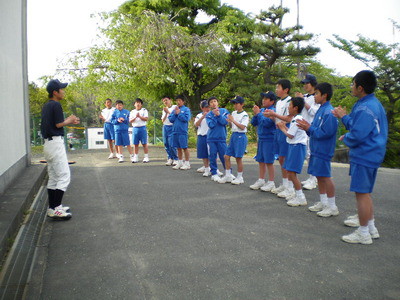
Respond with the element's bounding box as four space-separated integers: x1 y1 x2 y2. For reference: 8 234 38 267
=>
211 174 220 182
250 179 265 190
231 177 244 185
287 195 307 207
317 206 339 217
143 156 150 163
301 178 310 185
55 204 70 212
260 182 275 192
132 155 139 163
116 153 121 159
180 161 191 170
369 227 380 239
341 228 372 245
166 159 173 166
172 160 178 166
271 184 285 194
108 153 114 159
197 166 205 173
118 155 124 163
285 191 296 201
203 169 211 177
277 188 291 198
217 170 223 176
218 174 235 184
308 201 324 212
47 208 72 220
303 178 317 190
173 161 183 169
344 215 360 227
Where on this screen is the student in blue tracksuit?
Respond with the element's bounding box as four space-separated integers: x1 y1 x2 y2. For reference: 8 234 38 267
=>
111 100 134 163
206 96 230 182
297 83 339 217
168 95 191 170
249 91 277 192
333 70 388 245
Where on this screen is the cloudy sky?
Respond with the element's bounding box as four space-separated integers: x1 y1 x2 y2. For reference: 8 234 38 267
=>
27 0 399 83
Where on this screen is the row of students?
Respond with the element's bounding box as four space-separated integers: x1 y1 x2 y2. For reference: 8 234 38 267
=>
190 71 388 245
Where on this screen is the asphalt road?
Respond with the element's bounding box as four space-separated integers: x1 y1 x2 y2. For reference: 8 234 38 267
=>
27 147 400 299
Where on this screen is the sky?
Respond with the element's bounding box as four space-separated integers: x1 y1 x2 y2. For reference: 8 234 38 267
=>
27 0 400 84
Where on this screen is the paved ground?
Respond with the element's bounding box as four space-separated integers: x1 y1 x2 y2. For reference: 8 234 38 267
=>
27 147 400 299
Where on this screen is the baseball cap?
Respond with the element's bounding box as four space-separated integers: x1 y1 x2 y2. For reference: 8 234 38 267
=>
46 79 68 94
260 91 277 101
301 74 317 84
200 100 209 108
230 96 245 104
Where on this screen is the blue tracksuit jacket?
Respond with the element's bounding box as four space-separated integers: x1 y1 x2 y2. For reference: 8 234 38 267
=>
168 105 191 134
111 109 130 132
307 101 338 161
251 105 276 141
206 108 230 142
341 93 388 168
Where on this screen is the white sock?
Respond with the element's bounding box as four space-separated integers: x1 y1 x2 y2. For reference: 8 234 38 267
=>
226 169 231 176
267 180 274 184
144 154 149 158
206 167 210 172
328 196 336 208
295 189 303 197
359 225 369 236
288 180 294 189
282 178 289 187
237 172 243 178
320 194 328 206
368 219 376 230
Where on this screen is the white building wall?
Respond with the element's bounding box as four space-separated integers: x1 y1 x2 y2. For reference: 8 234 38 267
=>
0 0 30 193
87 127 133 149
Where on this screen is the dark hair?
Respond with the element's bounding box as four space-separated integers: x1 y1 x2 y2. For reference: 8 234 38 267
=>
277 79 291 92
105 98 112 103
162 96 171 100
309 79 318 87
115 100 124 105
315 83 333 101
135 98 143 104
291 97 304 114
175 94 185 101
353 70 377 94
207 96 218 104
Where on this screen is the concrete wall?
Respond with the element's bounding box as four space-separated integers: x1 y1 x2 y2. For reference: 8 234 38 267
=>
0 0 30 194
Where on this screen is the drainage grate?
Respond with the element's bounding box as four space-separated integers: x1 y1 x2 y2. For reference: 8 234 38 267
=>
0 185 47 300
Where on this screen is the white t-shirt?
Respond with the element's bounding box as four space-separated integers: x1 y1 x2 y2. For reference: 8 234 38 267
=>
275 96 291 124
231 111 249 133
195 112 209 136
301 94 320 123
101 107 116 123
129 108 148 127
161 105 176 126
286 115 307 145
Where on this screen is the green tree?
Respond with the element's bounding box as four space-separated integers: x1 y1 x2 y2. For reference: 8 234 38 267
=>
67 0 254 109
251 6 320 85
329 34 400 167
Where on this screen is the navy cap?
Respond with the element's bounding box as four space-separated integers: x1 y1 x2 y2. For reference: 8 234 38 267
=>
46 79 68 94
260 91 277 101
200 100 209 108
301 74 317 84
230 96 245 104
